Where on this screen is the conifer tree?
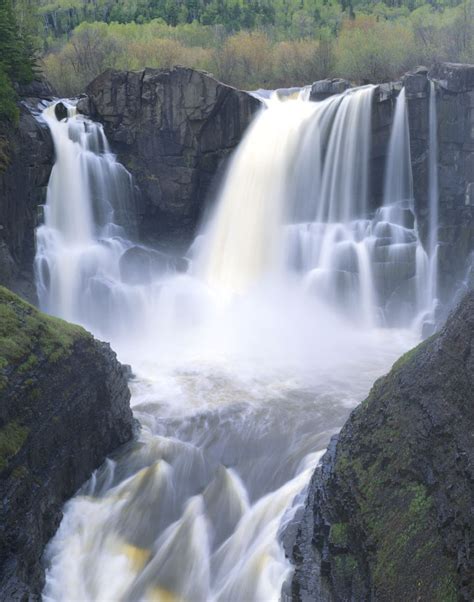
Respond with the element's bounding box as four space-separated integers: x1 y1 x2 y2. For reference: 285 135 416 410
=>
0 0 36 122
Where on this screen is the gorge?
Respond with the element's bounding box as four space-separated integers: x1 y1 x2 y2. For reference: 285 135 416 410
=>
0 62 473 600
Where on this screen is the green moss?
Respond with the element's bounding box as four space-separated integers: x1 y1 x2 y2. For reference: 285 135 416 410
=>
0 421 29 471
329 523 349 548
333 554 358 581
391 334 436 372
0 286 92 392
12 465 29 480
334 410 457 600
0 134 10 172
18 353 38 373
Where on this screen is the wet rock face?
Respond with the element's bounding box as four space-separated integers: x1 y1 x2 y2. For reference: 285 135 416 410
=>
0 287 133 599
83 67 261 247
369 64 474 305
0 82 55 302
409 65 474 303
285 291 474 601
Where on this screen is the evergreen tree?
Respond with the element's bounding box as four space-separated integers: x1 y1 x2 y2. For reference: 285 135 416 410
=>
0 0 36 123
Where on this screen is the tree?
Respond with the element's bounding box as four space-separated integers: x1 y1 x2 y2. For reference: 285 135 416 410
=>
0 0 36 123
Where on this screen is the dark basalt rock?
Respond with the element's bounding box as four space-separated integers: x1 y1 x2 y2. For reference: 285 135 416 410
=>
285 291 474 601
53 101 68 121
83 67 261 247
430 62 474 93
0 88 55 302
0 286 134 599
310 78 351 101
369 63 474 306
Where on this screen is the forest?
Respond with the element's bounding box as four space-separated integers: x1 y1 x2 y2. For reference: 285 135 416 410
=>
5 0 474 95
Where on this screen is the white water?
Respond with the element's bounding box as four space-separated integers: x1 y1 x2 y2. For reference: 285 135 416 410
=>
428 80 439 306
37 92 425 601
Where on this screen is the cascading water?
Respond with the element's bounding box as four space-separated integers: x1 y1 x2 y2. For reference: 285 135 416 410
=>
378 87 434 326
35 103 183 340
38 92 425 602
428 80 439 306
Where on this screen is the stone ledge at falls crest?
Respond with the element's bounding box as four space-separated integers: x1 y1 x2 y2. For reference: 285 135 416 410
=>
0 287 133 599
283 290 474 602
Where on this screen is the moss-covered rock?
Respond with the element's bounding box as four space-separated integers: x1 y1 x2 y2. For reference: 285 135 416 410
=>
0 287 133 599
286 291 474 601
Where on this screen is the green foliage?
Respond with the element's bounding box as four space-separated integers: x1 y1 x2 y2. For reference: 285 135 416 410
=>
335 15 417 82
329 522 350 547
0 0 37 125
0 421 29 471
39 0 474 94
0 65 19 123
0 285 90 392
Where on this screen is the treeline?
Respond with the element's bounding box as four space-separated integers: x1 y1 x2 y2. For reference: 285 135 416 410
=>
34 0 471 44
42 0 473 95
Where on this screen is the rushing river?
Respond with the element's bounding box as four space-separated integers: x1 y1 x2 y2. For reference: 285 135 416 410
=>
36 86 436 601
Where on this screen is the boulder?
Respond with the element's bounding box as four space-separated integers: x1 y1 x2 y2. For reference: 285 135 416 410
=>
119 245 188 285
310 78 351 101
53 101 68 121
0 286 133 599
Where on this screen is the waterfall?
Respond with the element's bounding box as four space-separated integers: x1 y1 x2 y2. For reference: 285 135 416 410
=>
198 87 380 323
428 80 439 305
38 93 425 602
35 103 181 339
195 97 317 296
383 88 413 209
196 84 436 328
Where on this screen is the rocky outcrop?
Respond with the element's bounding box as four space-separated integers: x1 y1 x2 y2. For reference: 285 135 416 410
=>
0 286 133 599
285 291 474 601
0 81 55 302
370 64 474 305
310 78 351 101
81 67 260 246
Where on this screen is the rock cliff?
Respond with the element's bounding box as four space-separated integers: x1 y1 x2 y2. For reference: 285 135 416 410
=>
0 286 133 599
0 81 55 302
285 290 474 601
81 67 260 246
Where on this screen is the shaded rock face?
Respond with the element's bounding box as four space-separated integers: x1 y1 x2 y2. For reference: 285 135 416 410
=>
0 286 133 599
370 64 474 305
83 67 261 247
0 82 55 302
285 291 474 601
